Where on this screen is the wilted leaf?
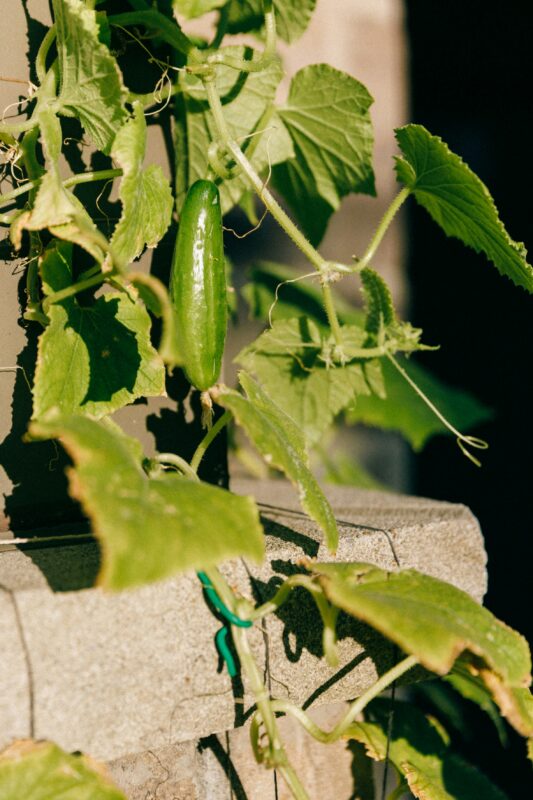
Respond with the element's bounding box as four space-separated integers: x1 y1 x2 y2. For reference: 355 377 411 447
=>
0 739 126 799
30 415 265 589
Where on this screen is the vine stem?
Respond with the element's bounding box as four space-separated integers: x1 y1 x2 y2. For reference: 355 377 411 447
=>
321 281 343 347
36 25 57 85
208 0 277 73
269 654 418 743
190 409 231 474
0 168 123 210
357 187 411 270
42 273 105 312
155 453 199 481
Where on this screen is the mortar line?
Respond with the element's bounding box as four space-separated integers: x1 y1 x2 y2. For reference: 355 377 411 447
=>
1 584 35 738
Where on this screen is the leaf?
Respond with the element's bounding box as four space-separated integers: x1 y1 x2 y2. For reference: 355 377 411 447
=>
272 64 375 245
307 562 532 696
346 699 509 800
226 0 317 43
52 0 129 153
110 103 173 267
179 47 292 213
32 242 165 420
174 0 226 18
30 415 264 589
217 373 339 551
0 739 126 799
236 318 375 445
395 125 533 293
346 356 492 451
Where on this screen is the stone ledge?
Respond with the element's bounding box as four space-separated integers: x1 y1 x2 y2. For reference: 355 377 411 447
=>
0 479 486 762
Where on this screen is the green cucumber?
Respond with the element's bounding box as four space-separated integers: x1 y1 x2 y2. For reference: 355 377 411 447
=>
170 180 227 392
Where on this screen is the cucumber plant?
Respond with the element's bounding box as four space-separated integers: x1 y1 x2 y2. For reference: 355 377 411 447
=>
1 1 532 797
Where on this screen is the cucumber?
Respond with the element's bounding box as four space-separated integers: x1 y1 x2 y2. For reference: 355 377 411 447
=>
170 180 227 392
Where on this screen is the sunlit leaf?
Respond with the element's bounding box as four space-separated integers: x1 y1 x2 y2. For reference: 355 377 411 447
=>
30 415 265 589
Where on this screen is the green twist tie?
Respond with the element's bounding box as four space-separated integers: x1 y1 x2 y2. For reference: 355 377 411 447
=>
197 571 252 678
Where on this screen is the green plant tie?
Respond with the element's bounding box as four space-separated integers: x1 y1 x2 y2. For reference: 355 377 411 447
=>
197 571 252 678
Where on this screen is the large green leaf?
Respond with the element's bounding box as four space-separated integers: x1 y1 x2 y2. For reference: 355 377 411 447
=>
179 46 292 212
32 242 165 420
346 356 492 451
174 0 226 18
226 0 317 43
347 699 509 800
272 64 375 245
237 318 378 445
0 740 126 800
110 103 173 267
30 415 265 589
217 373 339 551
395 125 533 292
52 0 128 154
307 562 532 694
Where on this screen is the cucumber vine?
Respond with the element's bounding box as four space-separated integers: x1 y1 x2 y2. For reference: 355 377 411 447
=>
1 1 533 798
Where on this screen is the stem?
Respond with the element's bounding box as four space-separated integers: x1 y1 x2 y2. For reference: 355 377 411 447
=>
36 26 57 85
108 11 194 55
321 282 343 347
0 169 123 210
190 410 231 474
386 353 488 466
0 117 38 136
42 273 105 311
357 187 411 270
203 78 327 274
155 453 199 481
270 654 418 743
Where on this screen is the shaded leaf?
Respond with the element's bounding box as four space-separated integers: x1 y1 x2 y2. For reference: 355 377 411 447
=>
347 699 509 800
217 373 338 551
179 47 292 212
32 242 165 420
0 739 126 799
110 103 173 266
226 0 317 43
346 356 492 451
30 415 264 589
307 562 532 700
273 64 375 245
236 318 375 445
395 125 533 292
52 0 128 153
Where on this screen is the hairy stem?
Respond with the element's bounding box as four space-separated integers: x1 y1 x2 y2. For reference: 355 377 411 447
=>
190 409 231 474
357 187 411 270
208 0 277 73
36 25 57 85
0 168 123 210
321 282 343 347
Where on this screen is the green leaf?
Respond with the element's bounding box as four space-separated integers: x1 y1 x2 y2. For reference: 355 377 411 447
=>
52 0 129 153
174 0 226 18
346 356 492 451
236 318 376 445
347 699 509 800
443 663 509 744
110 103 173 266
226 0 317 43
307 562 532 693
273 64 375 245
217 373 339 551
29 415 265 589
0 739 126 799
179 47 292 213
32 242 165 420
395 125 533 292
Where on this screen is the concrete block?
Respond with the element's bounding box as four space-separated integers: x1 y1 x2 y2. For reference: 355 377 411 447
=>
0 479 486 767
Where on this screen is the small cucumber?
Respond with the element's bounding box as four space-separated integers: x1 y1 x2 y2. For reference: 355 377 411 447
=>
170 180 227 392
